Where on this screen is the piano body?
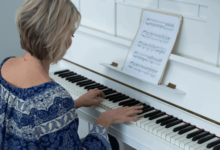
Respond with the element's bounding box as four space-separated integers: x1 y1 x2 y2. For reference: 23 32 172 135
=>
49 0 220 149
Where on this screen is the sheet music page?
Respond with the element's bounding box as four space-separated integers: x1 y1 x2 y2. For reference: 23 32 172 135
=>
123 11 181 85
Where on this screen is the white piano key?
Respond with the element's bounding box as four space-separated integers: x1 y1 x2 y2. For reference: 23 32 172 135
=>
137 113 166 127
148 123 163 133
175 129 199 146
144 121 160 132
180 138 193 149
185 141 200 150
159 123 185 138
171 129 198 144
105 99 130 109
166 132 180 142
139 110 158 128
130 112 162 125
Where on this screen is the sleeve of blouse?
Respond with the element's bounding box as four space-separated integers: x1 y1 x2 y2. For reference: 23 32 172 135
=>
82 124 112 150
36 85 112 150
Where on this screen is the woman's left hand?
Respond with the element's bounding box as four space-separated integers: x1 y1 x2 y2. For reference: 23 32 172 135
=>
74 88 105 109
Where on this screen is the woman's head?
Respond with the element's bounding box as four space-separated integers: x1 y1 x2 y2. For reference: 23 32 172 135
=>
15 0 81 65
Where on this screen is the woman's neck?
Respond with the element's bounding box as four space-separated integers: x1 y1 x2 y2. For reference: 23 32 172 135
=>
21 52 51 76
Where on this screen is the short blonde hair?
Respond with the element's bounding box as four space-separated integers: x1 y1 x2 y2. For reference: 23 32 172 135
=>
15 0 81 65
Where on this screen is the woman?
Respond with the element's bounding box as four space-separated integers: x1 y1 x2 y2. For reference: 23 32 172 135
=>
0 0 143 149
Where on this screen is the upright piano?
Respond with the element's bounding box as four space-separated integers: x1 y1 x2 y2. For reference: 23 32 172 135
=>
49 0 220 149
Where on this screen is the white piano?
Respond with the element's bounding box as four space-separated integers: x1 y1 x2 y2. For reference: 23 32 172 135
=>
49 0 220 149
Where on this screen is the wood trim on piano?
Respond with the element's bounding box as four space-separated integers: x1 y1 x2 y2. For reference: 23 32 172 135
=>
62 58 220 127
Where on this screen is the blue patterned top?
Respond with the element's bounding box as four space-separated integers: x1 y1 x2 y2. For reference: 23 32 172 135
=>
0 56 112 150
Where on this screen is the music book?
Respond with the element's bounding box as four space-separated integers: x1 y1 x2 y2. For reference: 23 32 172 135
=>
122 9 183 85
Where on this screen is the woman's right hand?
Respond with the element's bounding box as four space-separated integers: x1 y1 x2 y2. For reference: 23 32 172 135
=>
95 105 143 130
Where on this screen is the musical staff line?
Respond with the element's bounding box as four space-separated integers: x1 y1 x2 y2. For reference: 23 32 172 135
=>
129 62 157 78
142 30 171 44
145 18 175 31
133 51 162 66
137 41 166 54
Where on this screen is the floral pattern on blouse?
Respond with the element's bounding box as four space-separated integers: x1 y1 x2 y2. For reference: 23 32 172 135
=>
0 56 112 150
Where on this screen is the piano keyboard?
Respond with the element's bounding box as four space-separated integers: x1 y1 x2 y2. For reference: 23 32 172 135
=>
49 69 220 150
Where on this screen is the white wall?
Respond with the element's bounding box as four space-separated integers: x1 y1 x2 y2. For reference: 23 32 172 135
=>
0 0 26 63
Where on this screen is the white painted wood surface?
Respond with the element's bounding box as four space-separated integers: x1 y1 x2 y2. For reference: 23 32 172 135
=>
64 0 220 149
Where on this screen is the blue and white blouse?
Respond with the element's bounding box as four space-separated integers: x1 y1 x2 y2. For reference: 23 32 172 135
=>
0 56 111 150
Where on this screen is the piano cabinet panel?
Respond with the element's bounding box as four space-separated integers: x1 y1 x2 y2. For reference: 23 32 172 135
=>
159 0 199 16
172 18 206 61
116 4 142 41
124 0 158 8
199 5 208 18
79 0 108 32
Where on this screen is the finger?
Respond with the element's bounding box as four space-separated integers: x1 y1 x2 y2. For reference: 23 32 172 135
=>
130 105 144 110
125 117 140 122
127 109 143 116
94 88 99 91
95 97 103 103
95 90 105 99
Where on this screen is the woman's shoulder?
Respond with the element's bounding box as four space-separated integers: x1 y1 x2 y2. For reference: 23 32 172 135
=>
1 56 51 89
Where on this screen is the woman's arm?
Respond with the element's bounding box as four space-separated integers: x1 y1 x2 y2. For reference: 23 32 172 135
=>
74 89 105 109
74 98 83 109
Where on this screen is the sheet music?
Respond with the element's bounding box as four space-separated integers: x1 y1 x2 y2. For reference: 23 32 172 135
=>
123 11 181 85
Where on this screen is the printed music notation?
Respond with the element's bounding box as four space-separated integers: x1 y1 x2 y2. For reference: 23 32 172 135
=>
129 62 157 78
145 18 175 31
142 30 171 44
133 51 162 66
123 10 181 84
137 41 166 54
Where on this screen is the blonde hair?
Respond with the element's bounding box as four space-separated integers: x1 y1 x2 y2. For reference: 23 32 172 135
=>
15 0 81 65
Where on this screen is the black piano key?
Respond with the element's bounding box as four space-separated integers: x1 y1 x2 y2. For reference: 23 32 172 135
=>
112 96 130 103
104 91 117 95
84 84 101 89
77 81 95 86
207 139 220 148
54 69 69 75
106 93 123 99
149 112 166 120
59 72 73 77
87 85 105 90
68 77 85 82
160 117 178 126
142 105 150 109
123 101 140 107
119 99 136 106
103 89 115 94
128 101 142 107
198 134 215 144
178 125 196 135
68 75 84 80
96 86 108 90
71 78 87 83
156 115 173 124
165 119 183 128
192 132 210 141
109 95 127 101
60 72 76 78
173 123 191 132
187 129 205 139
137 107 154 115
144 110 161 118
213 144 220 150
66 75 83 80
